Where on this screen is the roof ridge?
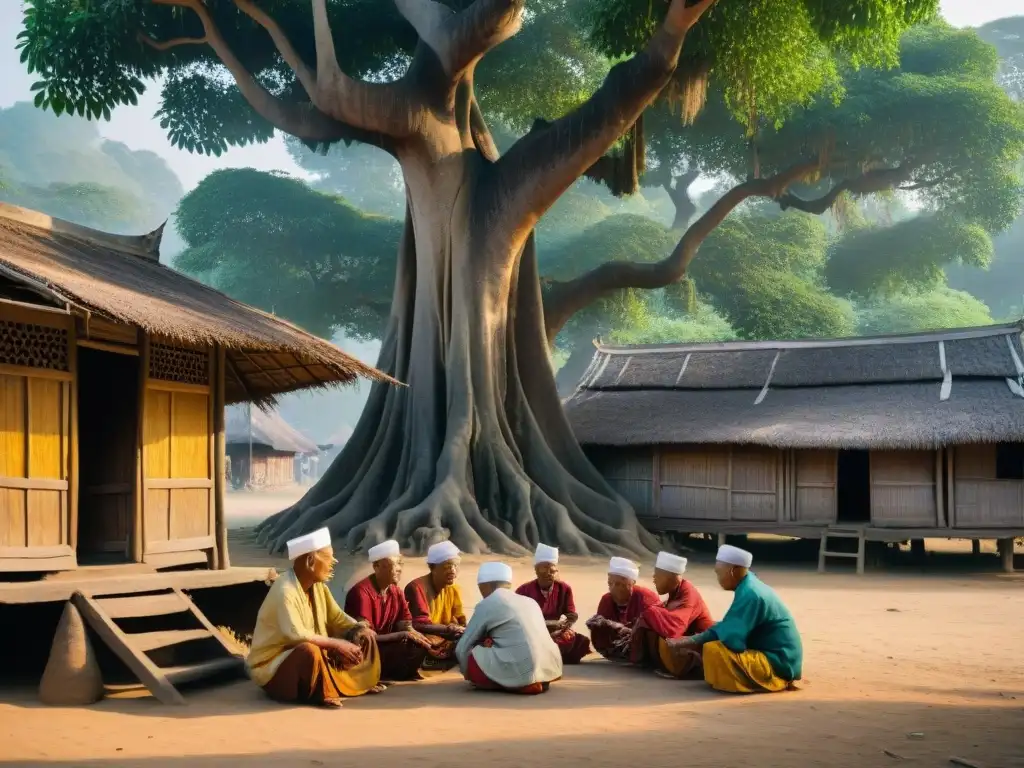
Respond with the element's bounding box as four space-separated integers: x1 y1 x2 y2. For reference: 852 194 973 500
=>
595 323 1024 356
0 202 163 261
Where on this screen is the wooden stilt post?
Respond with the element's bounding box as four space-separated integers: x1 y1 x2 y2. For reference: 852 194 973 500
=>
997 538 1015 573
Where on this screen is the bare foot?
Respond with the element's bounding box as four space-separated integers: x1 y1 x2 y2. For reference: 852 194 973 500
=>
368 683 388 694
321 698 344 708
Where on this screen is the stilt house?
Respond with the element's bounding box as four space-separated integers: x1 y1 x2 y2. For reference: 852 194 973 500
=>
564 324 1024 571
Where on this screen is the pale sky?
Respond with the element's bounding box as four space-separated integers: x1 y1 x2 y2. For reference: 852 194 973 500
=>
0 0 1018 192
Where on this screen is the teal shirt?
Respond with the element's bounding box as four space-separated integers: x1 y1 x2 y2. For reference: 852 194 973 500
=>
692 572 803 681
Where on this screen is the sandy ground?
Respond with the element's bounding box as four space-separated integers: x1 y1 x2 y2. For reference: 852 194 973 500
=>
1 494 1023 768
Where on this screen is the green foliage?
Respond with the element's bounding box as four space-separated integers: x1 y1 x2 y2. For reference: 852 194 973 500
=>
174 168 399 339
825 214 993 299
609 302 737 344
856 288 995 335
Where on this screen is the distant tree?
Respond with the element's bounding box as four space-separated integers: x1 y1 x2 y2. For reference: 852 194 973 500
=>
977 15 1024 100
857 288 995 335
174 169 399 340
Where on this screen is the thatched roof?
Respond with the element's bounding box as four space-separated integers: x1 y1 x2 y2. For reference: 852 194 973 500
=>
564 323 1024 450
225 405 319 454
0 203 394 405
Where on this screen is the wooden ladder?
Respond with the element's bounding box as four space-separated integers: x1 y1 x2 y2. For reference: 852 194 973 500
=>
818 526 867 575
71 587 245 705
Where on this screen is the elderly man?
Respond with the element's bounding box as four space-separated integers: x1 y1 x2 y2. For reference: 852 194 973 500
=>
516 543 592 664
669 545 803 694
246 527 384 707
345 539 433 682
586 557 660 661
456 561 563 695
629 551 714 679
404 540 467 671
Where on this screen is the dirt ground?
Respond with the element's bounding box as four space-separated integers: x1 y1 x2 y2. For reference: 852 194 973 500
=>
1 494 1022 768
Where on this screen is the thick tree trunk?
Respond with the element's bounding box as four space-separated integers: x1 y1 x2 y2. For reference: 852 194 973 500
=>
257 152 658 557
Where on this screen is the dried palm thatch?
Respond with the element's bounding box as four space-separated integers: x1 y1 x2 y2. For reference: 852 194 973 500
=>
225 405 319 454
0 203 396 406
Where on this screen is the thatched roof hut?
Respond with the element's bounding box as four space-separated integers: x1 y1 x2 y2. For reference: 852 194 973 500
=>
564 324 1024 564
225 405 319 455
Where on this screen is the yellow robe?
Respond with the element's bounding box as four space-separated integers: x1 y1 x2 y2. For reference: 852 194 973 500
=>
246 569 381 692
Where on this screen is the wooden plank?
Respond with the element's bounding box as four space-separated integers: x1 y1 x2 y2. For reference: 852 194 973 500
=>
144 549 210 569
0 544 74 558
0 302 72 328
96 591 188 619
145 535 215 555
84 316 138 346
146 380 210 396
71 591 187 706
61 379 69 550
947 448 957 528
0 553 76 572
144 478 213 490
174 587 244 658
213 345 228 569
935 449 946 527
0 363 72 382
650 446 662 517
77 339 140 356
133 333 149 563
0 477 68 491
129 628 212 652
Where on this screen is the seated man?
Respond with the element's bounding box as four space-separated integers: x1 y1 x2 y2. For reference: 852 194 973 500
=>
630 551 714 679
586 557 660 661
669 545 803 694
404 540 467 671
345 539 433 682
246 527 385 708
456 561 563 695
516 543 592 664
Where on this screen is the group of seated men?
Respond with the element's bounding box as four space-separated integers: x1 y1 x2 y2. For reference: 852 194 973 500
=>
245 527 803 708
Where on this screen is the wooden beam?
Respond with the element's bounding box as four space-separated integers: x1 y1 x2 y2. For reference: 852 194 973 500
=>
651 446 662 517
947 447 957 528
68 321 79 553
998 538 1015 573
935 449 946 527
96 591 188 619
0 553 77 572
0 300 73 327
174 587 242 657
133 332 150 564
71 591 187 705
144 478 213 490
207 347 217 569
0 477 69 491
146 379 210 395
76 339 140 356
143 550 210 569
213 345 229 570
0 363 72 382
0 544 75 558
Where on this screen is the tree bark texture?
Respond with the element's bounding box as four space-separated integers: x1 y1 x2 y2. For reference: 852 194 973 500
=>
168 0 724 556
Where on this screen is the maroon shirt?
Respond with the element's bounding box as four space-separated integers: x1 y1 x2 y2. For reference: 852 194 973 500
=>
636 579 714 639
515 579 577 620
344 575 412 633
591 586 660 653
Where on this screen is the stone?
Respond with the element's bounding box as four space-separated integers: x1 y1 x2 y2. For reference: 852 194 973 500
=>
38 601 104 706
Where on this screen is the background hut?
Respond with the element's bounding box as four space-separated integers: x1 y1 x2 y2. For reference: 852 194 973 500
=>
225 405 319 489
563 323 1024 572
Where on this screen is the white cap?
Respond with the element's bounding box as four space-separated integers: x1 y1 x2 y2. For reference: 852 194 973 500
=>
534 543 559 565
367 539 400 562
426 540 460 565
286 527 331 561
477 561 513 584
608 556 639 581
717 544 753 568
655 551 688 575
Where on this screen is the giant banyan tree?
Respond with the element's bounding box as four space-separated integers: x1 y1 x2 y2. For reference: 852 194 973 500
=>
22 0 966 555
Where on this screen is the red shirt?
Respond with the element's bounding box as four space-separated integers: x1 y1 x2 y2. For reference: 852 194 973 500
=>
637 579 714 639
343 575 412 633
591 586 660 652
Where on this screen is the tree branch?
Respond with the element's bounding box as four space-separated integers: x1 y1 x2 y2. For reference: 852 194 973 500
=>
150 0 368 145
541 160 817 343
307 0 415 136
394 0 454 64
470 98 499 162
233 0 317 98
444 0 525 78
778 164 916 215
499 0 719 228
137 31 207 51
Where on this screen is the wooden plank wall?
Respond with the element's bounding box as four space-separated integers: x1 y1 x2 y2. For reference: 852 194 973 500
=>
0 307 74 571
792 450 837 524
586 448 654 516
659 448 731 520
953 444 1024 527
870 450 938 527
141 339 216 566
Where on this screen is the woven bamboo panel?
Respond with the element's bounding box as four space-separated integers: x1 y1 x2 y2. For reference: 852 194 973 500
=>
0 320 69 371
149 343 209 385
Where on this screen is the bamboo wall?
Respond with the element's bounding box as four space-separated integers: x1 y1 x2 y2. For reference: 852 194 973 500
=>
953 444 1024 527
226 449 297 489
869 450 938 526
0 306 75 572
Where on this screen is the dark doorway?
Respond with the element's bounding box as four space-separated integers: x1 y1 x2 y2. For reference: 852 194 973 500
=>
836 449 871 524
77 347 140 564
